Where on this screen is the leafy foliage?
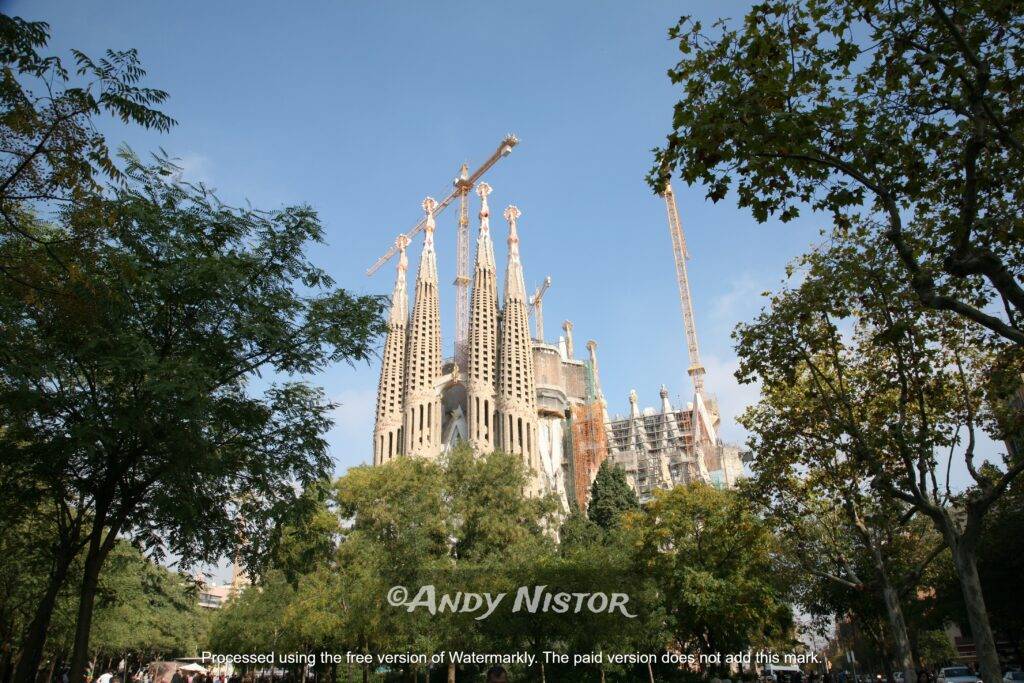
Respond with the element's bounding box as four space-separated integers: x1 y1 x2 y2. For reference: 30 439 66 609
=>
651 0 1024 345
0 150 387 681
0 508 204 674
632 484 793 662
0 15 175 235
733 230 1022 681
587 459 640 531
212 451 746 682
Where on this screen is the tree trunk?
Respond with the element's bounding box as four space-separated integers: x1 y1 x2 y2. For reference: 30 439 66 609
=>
951 539 1001 683
850 510 917 683
647 660 655 683
878 572 917 683
446 662 454 683
68 543 107 683
13 553 74 683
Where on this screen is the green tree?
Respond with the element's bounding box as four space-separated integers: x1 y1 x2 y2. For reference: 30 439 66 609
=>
976 468 1024 658
917 630 958 668
443 448 559 681
333 457 448 682
734 235 1023 682
744 349 949 683
632 483 792 669
211 450 682 682
587 460 639 532
0 153 386 683
83 542 205 671
1 508 203 683
0 17 175 679
559 510 602 550
264 479 341 588
650 0 1024 347
208 571 298 662
0 15 173 264
445 447 558 560
0 501 56 682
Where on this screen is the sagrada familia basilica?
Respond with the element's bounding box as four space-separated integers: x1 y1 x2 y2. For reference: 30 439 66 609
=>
373 185 551 495
372 169 744 508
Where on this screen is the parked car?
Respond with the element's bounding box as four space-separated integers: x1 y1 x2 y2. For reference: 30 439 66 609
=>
1003 672 1024 683
937 667 981 683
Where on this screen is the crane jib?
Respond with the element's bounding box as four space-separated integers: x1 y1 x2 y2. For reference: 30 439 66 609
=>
365 135 519 277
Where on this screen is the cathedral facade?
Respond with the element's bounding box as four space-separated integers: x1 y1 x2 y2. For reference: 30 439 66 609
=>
370 184 742 506
372 184 551 497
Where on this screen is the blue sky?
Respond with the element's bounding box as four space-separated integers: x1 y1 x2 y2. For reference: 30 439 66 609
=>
7 2 944 481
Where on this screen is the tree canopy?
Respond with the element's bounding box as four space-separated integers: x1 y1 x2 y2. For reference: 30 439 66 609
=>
651 0 1024 346
587 460 640 532
0 18 388 679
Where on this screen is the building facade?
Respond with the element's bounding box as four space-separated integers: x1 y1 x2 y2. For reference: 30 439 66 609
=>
372 185 608 506
371 185 745 506
606 386 746 501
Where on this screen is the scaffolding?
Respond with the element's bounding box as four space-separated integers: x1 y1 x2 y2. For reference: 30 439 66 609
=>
569 402 608 511
604 402 721 500
564 358 608 511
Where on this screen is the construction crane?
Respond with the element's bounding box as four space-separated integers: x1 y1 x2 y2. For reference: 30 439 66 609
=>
528 276 552 342
365 134 519 363
661 181 707 399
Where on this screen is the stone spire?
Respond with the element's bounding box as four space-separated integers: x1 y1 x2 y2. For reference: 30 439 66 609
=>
629 389 642 419
497 205 541 493
562 320 575 359
586 339 612 437
659 384 681 450
466 182 499 453
586 340 605 405
659 385 673 414
626 389 650 453
373 235 410 465
403 197 443 459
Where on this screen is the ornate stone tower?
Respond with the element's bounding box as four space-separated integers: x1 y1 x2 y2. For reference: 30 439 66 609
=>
466 182 499 453
658 384 681 450
496 205 541 491
373 235 410 465
403 197 443 459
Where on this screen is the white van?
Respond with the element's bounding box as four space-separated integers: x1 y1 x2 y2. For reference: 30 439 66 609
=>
765 664 803 683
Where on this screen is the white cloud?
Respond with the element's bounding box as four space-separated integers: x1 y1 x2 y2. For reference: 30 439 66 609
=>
703 352 761 446
707 274 768 331
173 152 214 185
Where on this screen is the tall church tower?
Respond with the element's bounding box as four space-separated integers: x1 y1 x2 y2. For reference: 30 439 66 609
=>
466 183 499 453
496 205 541 492
373 235 409 465
403 197 443 459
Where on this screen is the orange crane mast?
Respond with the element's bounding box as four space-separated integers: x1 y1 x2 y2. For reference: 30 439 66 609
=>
661 181 707 399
